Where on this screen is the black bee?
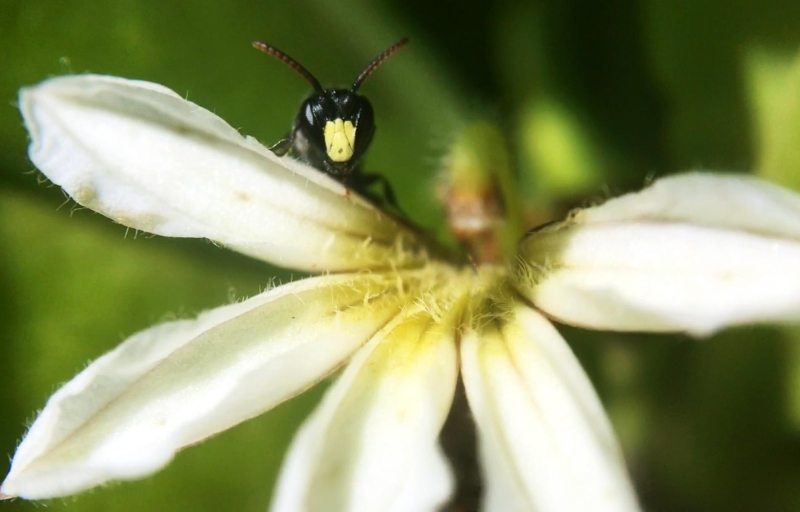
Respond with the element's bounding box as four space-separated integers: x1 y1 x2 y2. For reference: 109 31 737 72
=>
253 38 408 208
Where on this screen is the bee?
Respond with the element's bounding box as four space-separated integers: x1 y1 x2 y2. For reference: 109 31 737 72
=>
253 38 408 208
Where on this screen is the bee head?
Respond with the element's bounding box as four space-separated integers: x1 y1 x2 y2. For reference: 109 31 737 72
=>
254 38 407 174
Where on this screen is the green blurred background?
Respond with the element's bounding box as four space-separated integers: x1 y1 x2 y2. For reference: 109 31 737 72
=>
3 0 800 510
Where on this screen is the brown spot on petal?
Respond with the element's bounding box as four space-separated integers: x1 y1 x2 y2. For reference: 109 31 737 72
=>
71 182 98 205
115 212 166 231
717 270 735 281
235 191 251 202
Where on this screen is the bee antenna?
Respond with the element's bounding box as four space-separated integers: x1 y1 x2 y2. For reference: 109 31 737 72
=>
253 41 325 94
351 38 409 92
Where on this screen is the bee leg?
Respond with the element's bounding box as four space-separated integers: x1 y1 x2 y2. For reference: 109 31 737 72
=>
371 173 399 211
268 133 293 156
346 172 404 215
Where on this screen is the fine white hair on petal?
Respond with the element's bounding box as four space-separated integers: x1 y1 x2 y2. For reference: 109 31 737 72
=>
0 272 418 500
19 74 427 272
515 173 800 336
270 306 460 512
460 301 641 512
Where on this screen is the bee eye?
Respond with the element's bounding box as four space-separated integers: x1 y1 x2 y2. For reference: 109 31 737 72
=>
303 103 315 124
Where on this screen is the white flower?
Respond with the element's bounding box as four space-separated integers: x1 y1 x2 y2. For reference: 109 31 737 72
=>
4 74 800 511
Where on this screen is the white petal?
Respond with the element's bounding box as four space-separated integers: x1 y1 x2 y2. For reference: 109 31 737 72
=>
271 307 459 512
515 173 800 335
20 75 428 272
460 303 640 512
1 272 418 499
575 172 800 239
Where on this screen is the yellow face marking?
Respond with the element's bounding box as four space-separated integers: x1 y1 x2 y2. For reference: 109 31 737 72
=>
323 118 357 162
